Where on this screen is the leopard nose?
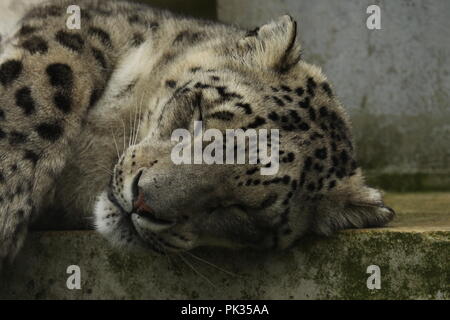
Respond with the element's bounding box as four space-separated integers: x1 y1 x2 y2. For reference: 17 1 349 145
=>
131 179 176 232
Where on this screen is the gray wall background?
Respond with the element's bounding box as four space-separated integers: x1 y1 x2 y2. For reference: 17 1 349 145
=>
218 0 450 189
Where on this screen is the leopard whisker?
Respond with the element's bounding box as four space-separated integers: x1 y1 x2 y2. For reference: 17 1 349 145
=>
110 127 121 160
121 117 127 153
133 93 145 146
178 253 216 288
185 251 241 278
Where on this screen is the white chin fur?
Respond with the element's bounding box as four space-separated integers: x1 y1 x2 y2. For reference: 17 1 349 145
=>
93 191 147 250
94 191 115 235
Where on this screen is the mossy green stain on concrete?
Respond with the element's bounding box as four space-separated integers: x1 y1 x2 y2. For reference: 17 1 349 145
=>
1 193 448 299
0 230 448 299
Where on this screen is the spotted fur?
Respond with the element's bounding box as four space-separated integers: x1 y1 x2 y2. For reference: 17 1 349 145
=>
0 0 394 269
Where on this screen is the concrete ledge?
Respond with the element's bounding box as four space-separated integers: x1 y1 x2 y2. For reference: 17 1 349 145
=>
0 193 449 299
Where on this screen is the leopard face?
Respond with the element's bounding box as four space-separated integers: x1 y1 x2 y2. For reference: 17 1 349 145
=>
94 16 362 253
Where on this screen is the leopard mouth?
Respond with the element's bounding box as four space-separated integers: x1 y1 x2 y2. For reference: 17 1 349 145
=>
105 189 190 254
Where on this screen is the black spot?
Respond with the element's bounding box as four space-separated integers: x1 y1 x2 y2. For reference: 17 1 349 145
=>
304 157 313 171
319 106 328 117
53 92 72 113
298 122 310 131
245 27 260 37
216 86 243 101
15 87 35 115
173 31 205 45
247 116 266 129
165 80 177 88
0 128 5 139
89 88 103 108
289 110 301 123
351 160 358 171
18 25 38 36
24 150 39 165
36 122 63 142
307 77 317 96
190 67 201 73
299 172 306 187
317 178 324 191
253 179 261 185
0 109 4 120
194 82 210 90
210 111 234 121
0 171 4 183
246 167 258 175
131 32 145 47
287 152 295 162
295 87 305 97
268 111 279 121
272 96 285 107
91 47 107 69
322 82 333 97
22 36 48 54
308 107 316 121
9 131 27 145
283 95 293 103
128 14 142 24
17 209 25 218
0 60 23 86
291 180 298 191
298 97 310 109
210 76 220 81
46 63 73 88
310 132 324 140
336 168 346 179
88 27 112 46
280 85 292 92
282 124 295 131
282 175 291 184
340 150 349 164
315 147 328 160
307 182 316 192
235 103 252 115
55 30 84 52
314 163 324 172
328 180 336 190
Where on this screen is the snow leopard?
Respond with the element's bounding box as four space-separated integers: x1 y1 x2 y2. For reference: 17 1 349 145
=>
0 0 394 268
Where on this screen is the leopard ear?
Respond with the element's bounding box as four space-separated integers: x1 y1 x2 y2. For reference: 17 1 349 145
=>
237 15 301 72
